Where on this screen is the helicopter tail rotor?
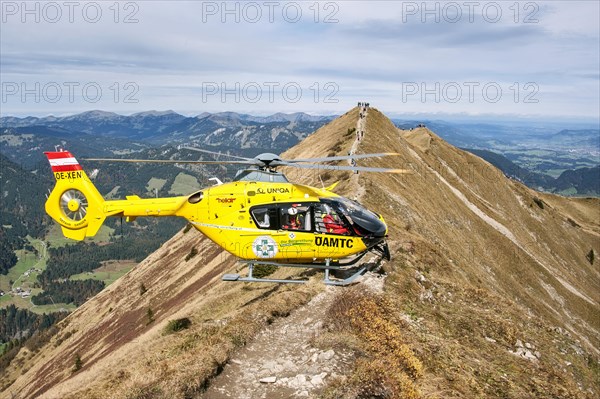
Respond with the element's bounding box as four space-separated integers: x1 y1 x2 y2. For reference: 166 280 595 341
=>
44 150 107 240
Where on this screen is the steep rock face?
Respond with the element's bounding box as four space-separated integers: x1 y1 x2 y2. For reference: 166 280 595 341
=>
3 107 598 398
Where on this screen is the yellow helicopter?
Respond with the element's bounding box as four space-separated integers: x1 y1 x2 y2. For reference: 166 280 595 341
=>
44 147 408 285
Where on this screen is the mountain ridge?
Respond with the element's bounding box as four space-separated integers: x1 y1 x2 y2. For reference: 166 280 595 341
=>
1 111 336 152
2 107 598 398
2 111 596 196
0 110 335 127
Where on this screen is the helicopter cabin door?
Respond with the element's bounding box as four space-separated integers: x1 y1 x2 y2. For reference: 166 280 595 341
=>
248 202 316 261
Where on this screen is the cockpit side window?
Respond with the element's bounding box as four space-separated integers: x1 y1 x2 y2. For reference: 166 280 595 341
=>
251 206 277 229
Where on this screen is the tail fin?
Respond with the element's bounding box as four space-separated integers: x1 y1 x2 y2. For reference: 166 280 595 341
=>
44 150 106 240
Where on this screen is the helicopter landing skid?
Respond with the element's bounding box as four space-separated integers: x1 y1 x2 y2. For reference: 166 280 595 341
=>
222 258 368 286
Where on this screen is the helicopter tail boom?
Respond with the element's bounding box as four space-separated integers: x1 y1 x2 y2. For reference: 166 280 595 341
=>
44 150 108 240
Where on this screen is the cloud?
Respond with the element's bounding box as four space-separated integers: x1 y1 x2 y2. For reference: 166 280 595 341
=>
0 1 598 118
342 17 546 48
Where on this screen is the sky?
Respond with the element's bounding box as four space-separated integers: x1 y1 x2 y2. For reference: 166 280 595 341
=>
1 0 599 121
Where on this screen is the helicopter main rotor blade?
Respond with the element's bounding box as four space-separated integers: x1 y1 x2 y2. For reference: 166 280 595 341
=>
179 146 255 161
285 153 400 163
275 161 411 174
82 158 259 165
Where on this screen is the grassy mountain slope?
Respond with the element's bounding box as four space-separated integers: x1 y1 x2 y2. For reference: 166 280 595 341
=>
365 113 599 353
464 148 555 189
285 108 599 397
1 113 358 398
2 107 598 398
1 228 321 398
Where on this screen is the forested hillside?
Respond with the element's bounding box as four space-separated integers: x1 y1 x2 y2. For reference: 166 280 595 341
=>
0 155 51 274
0 305 67 372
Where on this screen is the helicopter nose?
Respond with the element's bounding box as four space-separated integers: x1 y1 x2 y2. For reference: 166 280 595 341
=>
372 216 387 237
352 212 387 238
377 215 388 237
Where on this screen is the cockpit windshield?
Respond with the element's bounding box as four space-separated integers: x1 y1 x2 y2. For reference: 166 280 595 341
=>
320 197 386 237
329 197 380 220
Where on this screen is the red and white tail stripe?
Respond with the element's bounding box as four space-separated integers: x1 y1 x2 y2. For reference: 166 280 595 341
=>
44 151 83 172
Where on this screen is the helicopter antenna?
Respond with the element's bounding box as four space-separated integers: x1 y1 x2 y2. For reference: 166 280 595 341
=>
209 177 223 186
318 174 325 189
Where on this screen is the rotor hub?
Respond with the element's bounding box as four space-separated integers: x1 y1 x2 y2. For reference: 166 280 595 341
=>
255 152 281 168
60 189 88 221
67 198 81 212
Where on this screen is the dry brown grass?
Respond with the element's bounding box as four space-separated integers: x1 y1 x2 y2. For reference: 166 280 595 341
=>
2 224 322 398
64 284 319 399
320 288 423 399
4 106 599 398
381 247 600 399
316 107 599 398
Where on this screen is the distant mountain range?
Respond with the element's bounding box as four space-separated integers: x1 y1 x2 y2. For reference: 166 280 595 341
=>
1 110 597 196
0 110 335 148
394 119 600 152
